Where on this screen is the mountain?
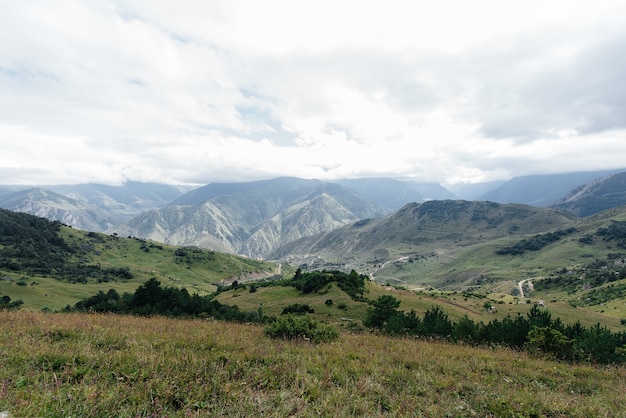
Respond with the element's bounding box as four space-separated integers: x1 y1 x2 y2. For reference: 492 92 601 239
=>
445 180 506 201
0 186 23 201
0 188 121 231
551 171 626 217
110 177 389 258
477 169 625 206
47 181 192 214
334 178 455 211
0 182 191 231
268 199 578 269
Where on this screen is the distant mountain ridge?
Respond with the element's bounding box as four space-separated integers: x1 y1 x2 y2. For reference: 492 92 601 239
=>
551 171 626 217
110 177 389 258
3 170 626 258
334 178 455 211
0 188 120 231
477 169 625 206
0 182 191 231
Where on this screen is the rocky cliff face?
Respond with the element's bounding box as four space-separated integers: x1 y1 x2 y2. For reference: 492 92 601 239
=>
111 179 388 259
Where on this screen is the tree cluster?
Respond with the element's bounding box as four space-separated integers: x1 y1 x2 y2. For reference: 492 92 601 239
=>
66 277 263 322
0 209 72 275
596 220 626 248
0 294 23 310
535 254 626 302
0 209 134 283
495 228 576 255
364 295 626 364
289 269 366 300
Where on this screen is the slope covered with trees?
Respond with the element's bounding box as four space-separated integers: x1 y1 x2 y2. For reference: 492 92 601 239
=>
0 208 130 281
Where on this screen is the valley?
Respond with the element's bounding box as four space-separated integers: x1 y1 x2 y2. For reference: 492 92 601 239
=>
6 3 626 414
3 172 626 416
3 171 626 329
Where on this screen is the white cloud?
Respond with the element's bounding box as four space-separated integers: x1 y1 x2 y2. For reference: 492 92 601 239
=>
1 0 625 186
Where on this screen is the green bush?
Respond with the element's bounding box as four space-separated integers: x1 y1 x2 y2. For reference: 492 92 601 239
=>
525 326 574 361
263 315 339 343
281 303 315 315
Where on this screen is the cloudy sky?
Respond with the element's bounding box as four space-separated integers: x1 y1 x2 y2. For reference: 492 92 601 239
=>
2 1 626 186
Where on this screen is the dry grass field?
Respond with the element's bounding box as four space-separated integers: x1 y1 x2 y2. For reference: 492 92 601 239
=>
2 311 626 417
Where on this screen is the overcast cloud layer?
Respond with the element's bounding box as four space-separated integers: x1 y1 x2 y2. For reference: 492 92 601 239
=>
2 0 626 186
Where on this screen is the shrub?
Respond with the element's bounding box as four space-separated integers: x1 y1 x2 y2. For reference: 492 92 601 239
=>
525 326 574 361
281 303 315 315
263 315 339 343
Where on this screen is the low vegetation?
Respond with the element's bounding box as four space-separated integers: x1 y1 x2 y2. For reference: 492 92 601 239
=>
365 295 626 364
66 270 626 364
494 227 577 255
263 314 339 343
535 253 626 305
2 310 626 417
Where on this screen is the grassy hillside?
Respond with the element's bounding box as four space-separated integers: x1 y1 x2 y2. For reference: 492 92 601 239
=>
353 205 626 287
215 205 626 332
0 209 287 311
2 311 626 417
214 278 626 332
272 200 578 276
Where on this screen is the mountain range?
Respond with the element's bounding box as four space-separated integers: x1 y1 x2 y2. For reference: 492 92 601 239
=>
1 169 626 262
109 178 389 258
0 182 191 231
476 169 625 206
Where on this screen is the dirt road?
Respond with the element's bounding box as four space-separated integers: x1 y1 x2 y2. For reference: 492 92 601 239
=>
517 279 534 299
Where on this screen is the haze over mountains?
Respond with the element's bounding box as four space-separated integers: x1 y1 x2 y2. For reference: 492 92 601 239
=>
0 182 192 231
110 178 389 258
476 169 626 207
1 169 626 261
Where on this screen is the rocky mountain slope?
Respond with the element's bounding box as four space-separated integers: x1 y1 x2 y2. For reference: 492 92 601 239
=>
0 182 190 231
0 188 121 231
110 178 388 258
551 171 626 217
